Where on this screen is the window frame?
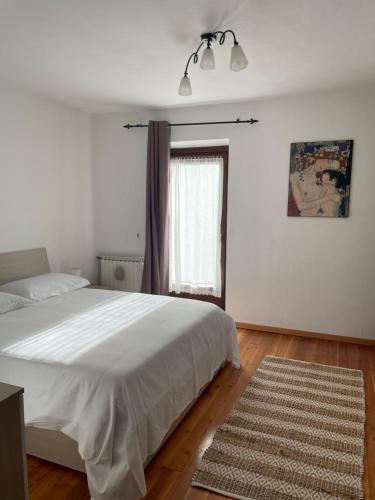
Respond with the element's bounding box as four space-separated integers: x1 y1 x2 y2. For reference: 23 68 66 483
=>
169 145 229 309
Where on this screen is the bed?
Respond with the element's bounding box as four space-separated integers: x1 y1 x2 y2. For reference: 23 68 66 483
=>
0 248 240 500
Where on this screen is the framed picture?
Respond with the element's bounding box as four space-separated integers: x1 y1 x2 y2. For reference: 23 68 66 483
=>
288 140 353 217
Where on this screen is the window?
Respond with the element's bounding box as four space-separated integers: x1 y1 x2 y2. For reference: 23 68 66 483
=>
169 146 228 309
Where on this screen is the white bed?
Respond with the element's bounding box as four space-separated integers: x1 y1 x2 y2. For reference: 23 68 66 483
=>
0 249 240 500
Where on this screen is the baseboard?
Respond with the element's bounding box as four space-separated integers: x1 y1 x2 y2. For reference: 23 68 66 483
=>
236 322 375 346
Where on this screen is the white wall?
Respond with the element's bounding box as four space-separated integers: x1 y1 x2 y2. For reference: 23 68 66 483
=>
92 88 375 339
0 83 94 279
92 109 157 256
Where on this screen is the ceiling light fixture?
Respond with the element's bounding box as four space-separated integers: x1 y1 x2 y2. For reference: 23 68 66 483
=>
178 30 248 96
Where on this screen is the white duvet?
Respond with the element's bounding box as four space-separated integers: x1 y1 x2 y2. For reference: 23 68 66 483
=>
0 289 239 499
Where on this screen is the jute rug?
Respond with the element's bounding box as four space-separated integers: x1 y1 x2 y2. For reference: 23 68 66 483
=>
192 355 365 500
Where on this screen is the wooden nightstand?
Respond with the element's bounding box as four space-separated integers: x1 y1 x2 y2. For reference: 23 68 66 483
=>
0 382 28 499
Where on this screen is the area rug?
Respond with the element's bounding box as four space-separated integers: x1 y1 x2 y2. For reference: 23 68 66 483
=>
192 355 365 500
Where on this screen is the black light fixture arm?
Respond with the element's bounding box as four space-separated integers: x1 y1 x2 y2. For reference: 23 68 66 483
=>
183 41 204 77
214 29 239 46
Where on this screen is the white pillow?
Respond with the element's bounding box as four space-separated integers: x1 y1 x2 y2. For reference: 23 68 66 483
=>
0 291 32 314
0 273 90 301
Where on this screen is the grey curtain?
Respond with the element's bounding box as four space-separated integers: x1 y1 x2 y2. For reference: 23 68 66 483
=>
141 121 171 295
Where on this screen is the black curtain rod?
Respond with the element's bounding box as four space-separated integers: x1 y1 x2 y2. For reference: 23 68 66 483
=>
123 118 258 129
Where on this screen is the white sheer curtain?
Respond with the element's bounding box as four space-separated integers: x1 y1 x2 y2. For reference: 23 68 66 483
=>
169 155 223 297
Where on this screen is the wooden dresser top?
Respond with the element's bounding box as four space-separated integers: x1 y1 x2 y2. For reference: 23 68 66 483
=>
0 382 23 404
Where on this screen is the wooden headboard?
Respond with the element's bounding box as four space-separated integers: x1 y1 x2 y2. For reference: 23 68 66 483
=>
0 248 50 286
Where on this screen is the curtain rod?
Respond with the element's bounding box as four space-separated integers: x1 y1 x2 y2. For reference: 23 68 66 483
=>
123 118 259 129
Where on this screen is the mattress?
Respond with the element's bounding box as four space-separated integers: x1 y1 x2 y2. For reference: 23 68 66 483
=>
0 289 239 499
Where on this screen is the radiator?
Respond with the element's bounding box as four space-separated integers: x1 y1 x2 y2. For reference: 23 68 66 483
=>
97 255 144 292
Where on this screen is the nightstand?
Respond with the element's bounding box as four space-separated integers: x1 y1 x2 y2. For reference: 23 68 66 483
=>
0 382 28 500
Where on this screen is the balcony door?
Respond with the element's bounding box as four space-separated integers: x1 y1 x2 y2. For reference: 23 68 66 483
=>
169 146 228 309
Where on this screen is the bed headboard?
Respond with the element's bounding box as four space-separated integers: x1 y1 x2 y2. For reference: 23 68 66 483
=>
0 248 50 286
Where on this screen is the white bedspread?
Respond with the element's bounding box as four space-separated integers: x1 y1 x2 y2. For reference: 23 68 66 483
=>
0 289 239 499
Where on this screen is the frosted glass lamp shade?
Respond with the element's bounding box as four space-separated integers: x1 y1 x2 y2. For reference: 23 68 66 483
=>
178 75 192 96
200 47 215 70
230 44 248 71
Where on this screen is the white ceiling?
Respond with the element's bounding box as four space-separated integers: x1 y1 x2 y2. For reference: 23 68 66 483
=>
0 0 375 112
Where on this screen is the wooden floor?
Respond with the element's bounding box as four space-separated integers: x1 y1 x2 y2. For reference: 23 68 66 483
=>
28 328 375 500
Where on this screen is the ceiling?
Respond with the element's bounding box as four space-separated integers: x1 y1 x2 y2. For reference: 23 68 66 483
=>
0 0 375 112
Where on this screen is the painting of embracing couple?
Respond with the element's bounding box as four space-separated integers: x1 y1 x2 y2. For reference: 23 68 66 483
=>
288 139 353 217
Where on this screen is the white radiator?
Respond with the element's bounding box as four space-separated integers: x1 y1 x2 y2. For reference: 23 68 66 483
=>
97 255 144 292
